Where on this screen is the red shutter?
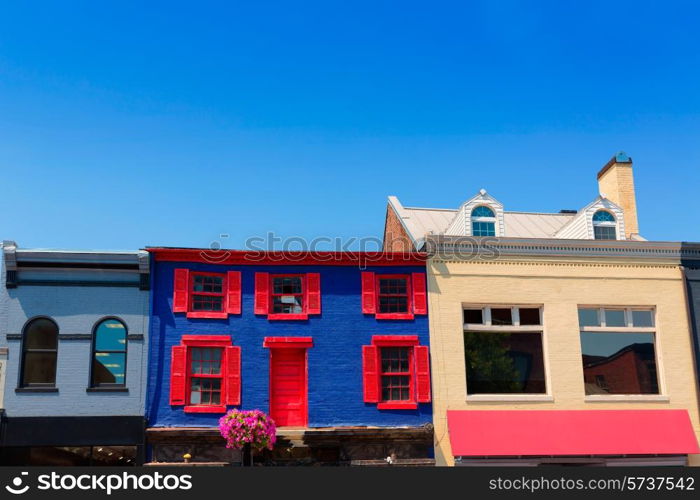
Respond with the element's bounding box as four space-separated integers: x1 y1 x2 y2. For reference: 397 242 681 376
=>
170 346 187 405
306 273 321 315
173 269 190 313
254 272 269 315
226 271 242 315
362 345 379 403
414 345 431 403
225 346 241 406
361 272 376 314
412 272 427 315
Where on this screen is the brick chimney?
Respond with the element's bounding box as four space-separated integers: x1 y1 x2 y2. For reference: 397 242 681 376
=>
597 151 639 238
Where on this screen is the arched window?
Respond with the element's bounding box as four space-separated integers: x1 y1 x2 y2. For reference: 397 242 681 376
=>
592 210 617 240
20 317 58 387
471 206 496 236
91 318 128 387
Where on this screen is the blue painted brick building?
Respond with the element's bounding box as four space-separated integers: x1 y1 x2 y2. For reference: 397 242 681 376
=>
146 248 433 465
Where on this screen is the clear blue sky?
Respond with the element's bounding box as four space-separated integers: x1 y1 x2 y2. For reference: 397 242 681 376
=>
1 1 699 251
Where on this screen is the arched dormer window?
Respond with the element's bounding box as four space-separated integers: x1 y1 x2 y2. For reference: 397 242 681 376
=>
91 318 128 387
471 206 496 236
20 317 58 388
593 210 617 240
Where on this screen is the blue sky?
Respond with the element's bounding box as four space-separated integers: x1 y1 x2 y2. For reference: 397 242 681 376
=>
1 1 699 250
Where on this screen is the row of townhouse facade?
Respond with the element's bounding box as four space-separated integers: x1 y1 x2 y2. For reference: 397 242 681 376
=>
2 152 700 466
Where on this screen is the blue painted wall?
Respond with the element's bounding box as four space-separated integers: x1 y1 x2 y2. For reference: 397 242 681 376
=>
0 256 149 417
147 259 431 428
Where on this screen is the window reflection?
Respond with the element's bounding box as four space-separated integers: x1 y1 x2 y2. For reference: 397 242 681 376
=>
464 331 546 394
580 332 658 395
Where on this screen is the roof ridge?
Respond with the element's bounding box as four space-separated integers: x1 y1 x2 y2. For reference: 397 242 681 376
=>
505 211 576 216
403 206 457 212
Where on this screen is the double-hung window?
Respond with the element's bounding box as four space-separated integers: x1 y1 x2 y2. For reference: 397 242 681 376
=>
254 272 321 320
169 335 241 413
463 305 547 395
361 272 427 320
172 269 241 319
271 276 304 314
362 336 431 409
189 347 223 406
380 346 413 402
191 274 225 313
578 307 659 396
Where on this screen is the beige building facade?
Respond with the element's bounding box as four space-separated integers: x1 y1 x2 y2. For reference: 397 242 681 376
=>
427 239 700 466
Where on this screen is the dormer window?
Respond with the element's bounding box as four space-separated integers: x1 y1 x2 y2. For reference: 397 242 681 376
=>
592 210 617 240
471 206 496 236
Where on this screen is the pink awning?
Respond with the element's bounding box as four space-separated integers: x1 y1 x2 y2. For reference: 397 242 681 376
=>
447 409 700 456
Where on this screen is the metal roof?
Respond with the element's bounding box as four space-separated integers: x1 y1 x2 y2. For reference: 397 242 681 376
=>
391 200 576 240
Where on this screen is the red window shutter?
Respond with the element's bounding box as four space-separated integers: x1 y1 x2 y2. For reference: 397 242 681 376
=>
173 269 190 313
362 345 379 403
412 272 427 315
225 346 241 406
170 346 187 405
361 272 376 314
414 345 431 403
226 271 242 315
254 272 269 315
306 273 321 315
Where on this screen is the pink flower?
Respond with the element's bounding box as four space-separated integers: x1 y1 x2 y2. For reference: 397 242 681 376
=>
218 409 277 451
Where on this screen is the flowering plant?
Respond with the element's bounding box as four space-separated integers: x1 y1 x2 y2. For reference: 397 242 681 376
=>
218 409 277 451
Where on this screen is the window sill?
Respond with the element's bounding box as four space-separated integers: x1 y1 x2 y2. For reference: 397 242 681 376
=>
377 402 418 410
585 395 670 403
466 394 554 403
186 311 228 319
184 405 227 414
15 387 58 393
86 387 129 393
375 313 415 321
268 313 309 321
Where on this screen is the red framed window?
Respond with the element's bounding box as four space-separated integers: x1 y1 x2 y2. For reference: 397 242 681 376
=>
271 275 304 314
362 335 431 410
191 273 225 314
361 272 427 320
169 335 241 413
254 272 321 320
377 275 411 317
189 347 223 406
172 269 241 319
380 346 413 403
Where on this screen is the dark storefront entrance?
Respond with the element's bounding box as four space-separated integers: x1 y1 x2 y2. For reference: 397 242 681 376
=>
0 415 145 466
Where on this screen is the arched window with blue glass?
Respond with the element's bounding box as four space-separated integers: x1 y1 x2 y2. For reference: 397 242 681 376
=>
471 205 496 236
91 318 128 387
592 210 617 240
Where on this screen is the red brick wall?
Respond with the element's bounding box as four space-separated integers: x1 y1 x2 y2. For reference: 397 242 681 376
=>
382 204 414 253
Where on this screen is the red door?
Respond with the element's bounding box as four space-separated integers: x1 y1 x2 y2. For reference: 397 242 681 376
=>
269 348 307 427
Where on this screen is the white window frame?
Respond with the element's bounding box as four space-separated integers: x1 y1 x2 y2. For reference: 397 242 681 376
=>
463 305 552 402
592 210 618 240
578 306 667 401
470 206 497 237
